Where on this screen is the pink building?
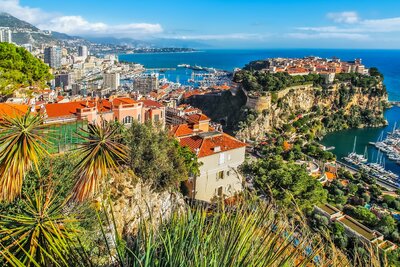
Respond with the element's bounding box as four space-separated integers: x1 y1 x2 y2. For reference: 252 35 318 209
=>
37 97 165 126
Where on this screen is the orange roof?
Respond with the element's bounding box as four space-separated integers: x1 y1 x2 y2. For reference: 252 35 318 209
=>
112 97 137 106
43 101 93 118
180 132 246 158
160 84 170 90
170 124 194 137
43 99 115 118
139 99 164 108
0 103 29 118
187 113 210 124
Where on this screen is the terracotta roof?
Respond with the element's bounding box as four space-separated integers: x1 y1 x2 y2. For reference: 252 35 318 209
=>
139 99 164 108
0 103 29 118
180 132 246 158
43 99 116 118
43 101 91 118
112 97 137 106
187 113 210 124
170 124 194 138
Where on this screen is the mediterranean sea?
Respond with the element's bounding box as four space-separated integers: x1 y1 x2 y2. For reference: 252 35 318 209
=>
119 49 400 175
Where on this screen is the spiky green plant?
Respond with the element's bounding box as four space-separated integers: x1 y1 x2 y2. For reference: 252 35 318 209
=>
0 111 48 202
72 122 128 202
0 188 78 266
94 198 351 267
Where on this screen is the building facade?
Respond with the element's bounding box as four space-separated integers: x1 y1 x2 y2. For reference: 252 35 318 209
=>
171 114 246 202
44 46 62 69
103 72 120 90
0 27 12 43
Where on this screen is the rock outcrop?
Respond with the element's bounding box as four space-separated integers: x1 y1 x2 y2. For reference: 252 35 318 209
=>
103 171 186 237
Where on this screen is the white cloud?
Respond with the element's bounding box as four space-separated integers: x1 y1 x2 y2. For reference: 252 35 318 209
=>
292 11 400 42
37 16 162 37
361 17 400 32
0 0 163 37
327 11 359 24
0 0 50 24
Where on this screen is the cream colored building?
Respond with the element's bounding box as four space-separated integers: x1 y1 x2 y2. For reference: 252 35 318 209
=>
171 116 246 202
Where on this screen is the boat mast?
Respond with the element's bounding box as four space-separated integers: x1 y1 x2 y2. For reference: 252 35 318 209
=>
364 146 368 160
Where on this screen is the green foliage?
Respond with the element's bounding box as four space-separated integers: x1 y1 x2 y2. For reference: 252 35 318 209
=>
126 121 196 189
344 206 378 227
96 198 347 267
243 157 327 211
303 143 336 161
0 188 79 266
234 70 321 93
0 43 52 96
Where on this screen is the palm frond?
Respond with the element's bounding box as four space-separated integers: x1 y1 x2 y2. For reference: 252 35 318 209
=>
0 187 78 266
72 122 128 202
0 112 49 202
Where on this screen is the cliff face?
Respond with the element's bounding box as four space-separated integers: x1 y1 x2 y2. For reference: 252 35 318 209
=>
103 171 186 237
236 83 387 141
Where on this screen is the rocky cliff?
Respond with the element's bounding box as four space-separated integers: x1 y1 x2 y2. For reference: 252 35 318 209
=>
236 82 387 141
99 171 186 237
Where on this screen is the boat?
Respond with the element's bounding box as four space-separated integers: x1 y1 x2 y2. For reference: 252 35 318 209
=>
177 64 190 68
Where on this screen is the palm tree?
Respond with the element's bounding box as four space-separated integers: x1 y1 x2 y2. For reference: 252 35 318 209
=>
0 111 48 202
0 188 78 266
72 122 128 202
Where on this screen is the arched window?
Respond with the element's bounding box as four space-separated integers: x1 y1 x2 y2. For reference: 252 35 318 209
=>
122 116 133 124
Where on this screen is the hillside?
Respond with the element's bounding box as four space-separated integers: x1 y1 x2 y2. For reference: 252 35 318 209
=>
0 12 38 30
0 42 52 97
0 12 84 47
232 67 388 141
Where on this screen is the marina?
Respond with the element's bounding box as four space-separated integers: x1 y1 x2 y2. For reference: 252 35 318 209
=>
343 136 400 188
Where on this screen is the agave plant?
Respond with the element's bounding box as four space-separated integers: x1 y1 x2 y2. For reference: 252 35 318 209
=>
0 111 48 202
72 122 128 202
0 188 78 266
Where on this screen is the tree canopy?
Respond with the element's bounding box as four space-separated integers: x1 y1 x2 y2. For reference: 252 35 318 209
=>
0 42 52 97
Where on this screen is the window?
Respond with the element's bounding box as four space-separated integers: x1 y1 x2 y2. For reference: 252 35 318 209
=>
219 153 225 165
122 116 133 124
154 114 160 122
138 114 141 122
217 171 224 180
217 186 223 197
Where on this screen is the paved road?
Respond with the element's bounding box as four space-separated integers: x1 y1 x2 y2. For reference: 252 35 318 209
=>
336 161 399 191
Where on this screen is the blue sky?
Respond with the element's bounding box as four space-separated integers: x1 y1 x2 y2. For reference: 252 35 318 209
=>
2 0 400 48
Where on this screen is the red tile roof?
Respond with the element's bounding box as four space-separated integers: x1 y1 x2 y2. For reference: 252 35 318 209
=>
180 132 246 158
170 124 194 137
139 99 164 108
187 113 210 124
112 97 137 106
0 103 29 118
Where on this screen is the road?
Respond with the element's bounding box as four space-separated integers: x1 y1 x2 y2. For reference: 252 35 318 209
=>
336 161 399 191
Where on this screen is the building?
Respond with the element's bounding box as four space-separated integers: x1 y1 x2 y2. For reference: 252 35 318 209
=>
171 113 246 202
78 45 88 59
133 73 159 94
139 99 166 128
103 72 120 90
44 46 62 69
315 204 397 251
21 43 33 52
55 73 72 89
0 27 12 43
